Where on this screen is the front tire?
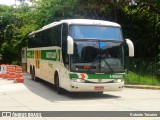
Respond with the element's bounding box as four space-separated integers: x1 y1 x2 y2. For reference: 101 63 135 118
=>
55 73 62 94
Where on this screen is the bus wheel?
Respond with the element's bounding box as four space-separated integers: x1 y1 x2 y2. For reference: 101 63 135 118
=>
31 67 38 81
30 66 33 80
55 74 62 94
30 66 32 74
31 67 35 80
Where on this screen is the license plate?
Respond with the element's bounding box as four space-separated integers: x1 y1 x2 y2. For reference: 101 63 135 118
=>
94 86 104 90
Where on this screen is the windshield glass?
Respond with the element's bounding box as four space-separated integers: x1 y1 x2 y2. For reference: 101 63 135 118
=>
70 25 122 41
71 41 124 73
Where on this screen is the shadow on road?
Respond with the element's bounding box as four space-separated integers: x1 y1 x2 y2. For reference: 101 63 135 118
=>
23 73 121 102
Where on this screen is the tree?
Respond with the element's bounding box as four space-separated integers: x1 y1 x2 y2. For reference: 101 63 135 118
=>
0 0 159 66
0 3 37 64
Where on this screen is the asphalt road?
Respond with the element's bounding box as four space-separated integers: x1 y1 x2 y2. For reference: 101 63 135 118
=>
0 73 160 120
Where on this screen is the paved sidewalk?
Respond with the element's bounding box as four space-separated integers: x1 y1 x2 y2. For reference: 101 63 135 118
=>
0 74 160 120
125 84 160 90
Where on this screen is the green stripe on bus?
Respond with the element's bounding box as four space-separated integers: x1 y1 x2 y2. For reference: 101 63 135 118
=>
27 49 61 61
27 51 34 58
70 73 124 79
70 74 79 79
41 50 57 61
58 49 61 61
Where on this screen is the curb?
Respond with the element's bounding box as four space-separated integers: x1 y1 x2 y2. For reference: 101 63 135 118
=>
125 85 160 90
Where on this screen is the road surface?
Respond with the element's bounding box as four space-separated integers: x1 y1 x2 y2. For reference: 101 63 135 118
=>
0 73 160 120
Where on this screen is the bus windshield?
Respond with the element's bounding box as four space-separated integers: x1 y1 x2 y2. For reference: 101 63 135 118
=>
70 25 124 73
70 41 124 73
70 25 122 41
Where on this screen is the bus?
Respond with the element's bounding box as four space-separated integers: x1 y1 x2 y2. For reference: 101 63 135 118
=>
27 19 134 94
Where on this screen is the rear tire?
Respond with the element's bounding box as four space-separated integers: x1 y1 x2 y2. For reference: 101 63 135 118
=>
30 67 34 80
31 67 38 82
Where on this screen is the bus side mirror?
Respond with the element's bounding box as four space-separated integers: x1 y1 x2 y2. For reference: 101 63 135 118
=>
125 39 134 57
67 36 74 55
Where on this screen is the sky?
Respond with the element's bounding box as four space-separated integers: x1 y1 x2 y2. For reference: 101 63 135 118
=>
0 0 20 6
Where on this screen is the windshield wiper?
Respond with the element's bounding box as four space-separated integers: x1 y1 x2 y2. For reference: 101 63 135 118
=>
102 58 115 73
87 54 115 73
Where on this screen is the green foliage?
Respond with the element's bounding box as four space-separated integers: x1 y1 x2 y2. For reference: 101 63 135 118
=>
0 42 19 64
125 71 160 86
0 3 37 64
0 0 159 71
31 0 80 26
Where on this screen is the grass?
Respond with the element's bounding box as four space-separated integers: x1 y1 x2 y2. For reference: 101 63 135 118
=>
124 71 160 86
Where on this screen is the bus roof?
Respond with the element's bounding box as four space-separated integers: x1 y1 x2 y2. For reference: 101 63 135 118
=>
61 19 120 26
29 19 121 35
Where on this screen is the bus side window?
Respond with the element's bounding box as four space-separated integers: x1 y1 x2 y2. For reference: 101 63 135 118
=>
34 32 42 47
51 27 55 46
50 25 61 47
28 35 32 48
46 28 53 46
62 23 69 65
56 25 61 47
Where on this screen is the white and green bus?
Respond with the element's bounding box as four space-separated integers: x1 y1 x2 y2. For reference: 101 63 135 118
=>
27 19 134 94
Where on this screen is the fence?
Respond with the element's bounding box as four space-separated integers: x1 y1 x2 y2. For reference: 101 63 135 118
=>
125 57 160 85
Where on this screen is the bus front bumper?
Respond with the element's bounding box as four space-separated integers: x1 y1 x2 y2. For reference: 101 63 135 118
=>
68 81 124 92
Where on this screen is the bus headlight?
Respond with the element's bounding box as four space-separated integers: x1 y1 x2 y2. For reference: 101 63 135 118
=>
114 79 123 83
71 78 85 83
77 79 85 83
71 78 77 82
